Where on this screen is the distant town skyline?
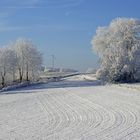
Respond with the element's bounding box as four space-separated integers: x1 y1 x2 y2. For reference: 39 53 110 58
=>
0 0 140 71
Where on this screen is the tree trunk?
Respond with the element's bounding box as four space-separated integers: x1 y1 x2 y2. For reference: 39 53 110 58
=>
26 64 29 81
19 75 22 83
26 71 29 81
19 68 23 83
1 76 5 87
12 70 15 82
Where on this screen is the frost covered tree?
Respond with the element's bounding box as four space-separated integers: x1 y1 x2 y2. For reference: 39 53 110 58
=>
14 38 42 82
0 47 17 86
91 18 140 82
28 47 42 81
0 38 42 87
6 48 18 82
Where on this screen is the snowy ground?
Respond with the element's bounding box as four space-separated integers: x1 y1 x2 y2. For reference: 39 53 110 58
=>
0 75 140 140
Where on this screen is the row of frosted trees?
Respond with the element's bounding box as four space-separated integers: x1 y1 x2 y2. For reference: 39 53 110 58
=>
0 38 42 87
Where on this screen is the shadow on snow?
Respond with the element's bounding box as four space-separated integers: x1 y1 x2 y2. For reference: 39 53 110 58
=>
1 79 104 95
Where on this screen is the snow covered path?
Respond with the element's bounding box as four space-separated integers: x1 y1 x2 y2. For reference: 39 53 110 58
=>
0 77 140 140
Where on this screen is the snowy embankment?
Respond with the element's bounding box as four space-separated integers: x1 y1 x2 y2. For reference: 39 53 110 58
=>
0 74 140 140
118 83 140 91
0 82 31 92
0 77 59 93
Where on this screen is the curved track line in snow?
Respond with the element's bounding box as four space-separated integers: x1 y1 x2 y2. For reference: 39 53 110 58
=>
0 80 140 140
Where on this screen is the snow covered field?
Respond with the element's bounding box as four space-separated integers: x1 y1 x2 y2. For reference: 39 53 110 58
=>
0 75 140 140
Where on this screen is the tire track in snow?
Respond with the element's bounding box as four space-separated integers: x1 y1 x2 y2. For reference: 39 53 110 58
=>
0 83 140 140
70 86 140 140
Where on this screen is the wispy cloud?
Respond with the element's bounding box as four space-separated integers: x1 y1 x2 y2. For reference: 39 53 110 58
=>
1 0 40 6
0 22 29 32
0 0 86 33
0 23 87 33
0 11 14 30
0 0 85 8
0 26 24 32
0 0 39 8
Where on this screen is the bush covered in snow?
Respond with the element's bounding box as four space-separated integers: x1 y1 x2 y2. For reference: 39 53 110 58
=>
92 18 140 83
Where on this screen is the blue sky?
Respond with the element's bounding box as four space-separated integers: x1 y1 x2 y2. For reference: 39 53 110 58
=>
0 0 140 71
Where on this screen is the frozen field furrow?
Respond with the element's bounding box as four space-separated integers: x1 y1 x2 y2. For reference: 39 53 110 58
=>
0 77 140 140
